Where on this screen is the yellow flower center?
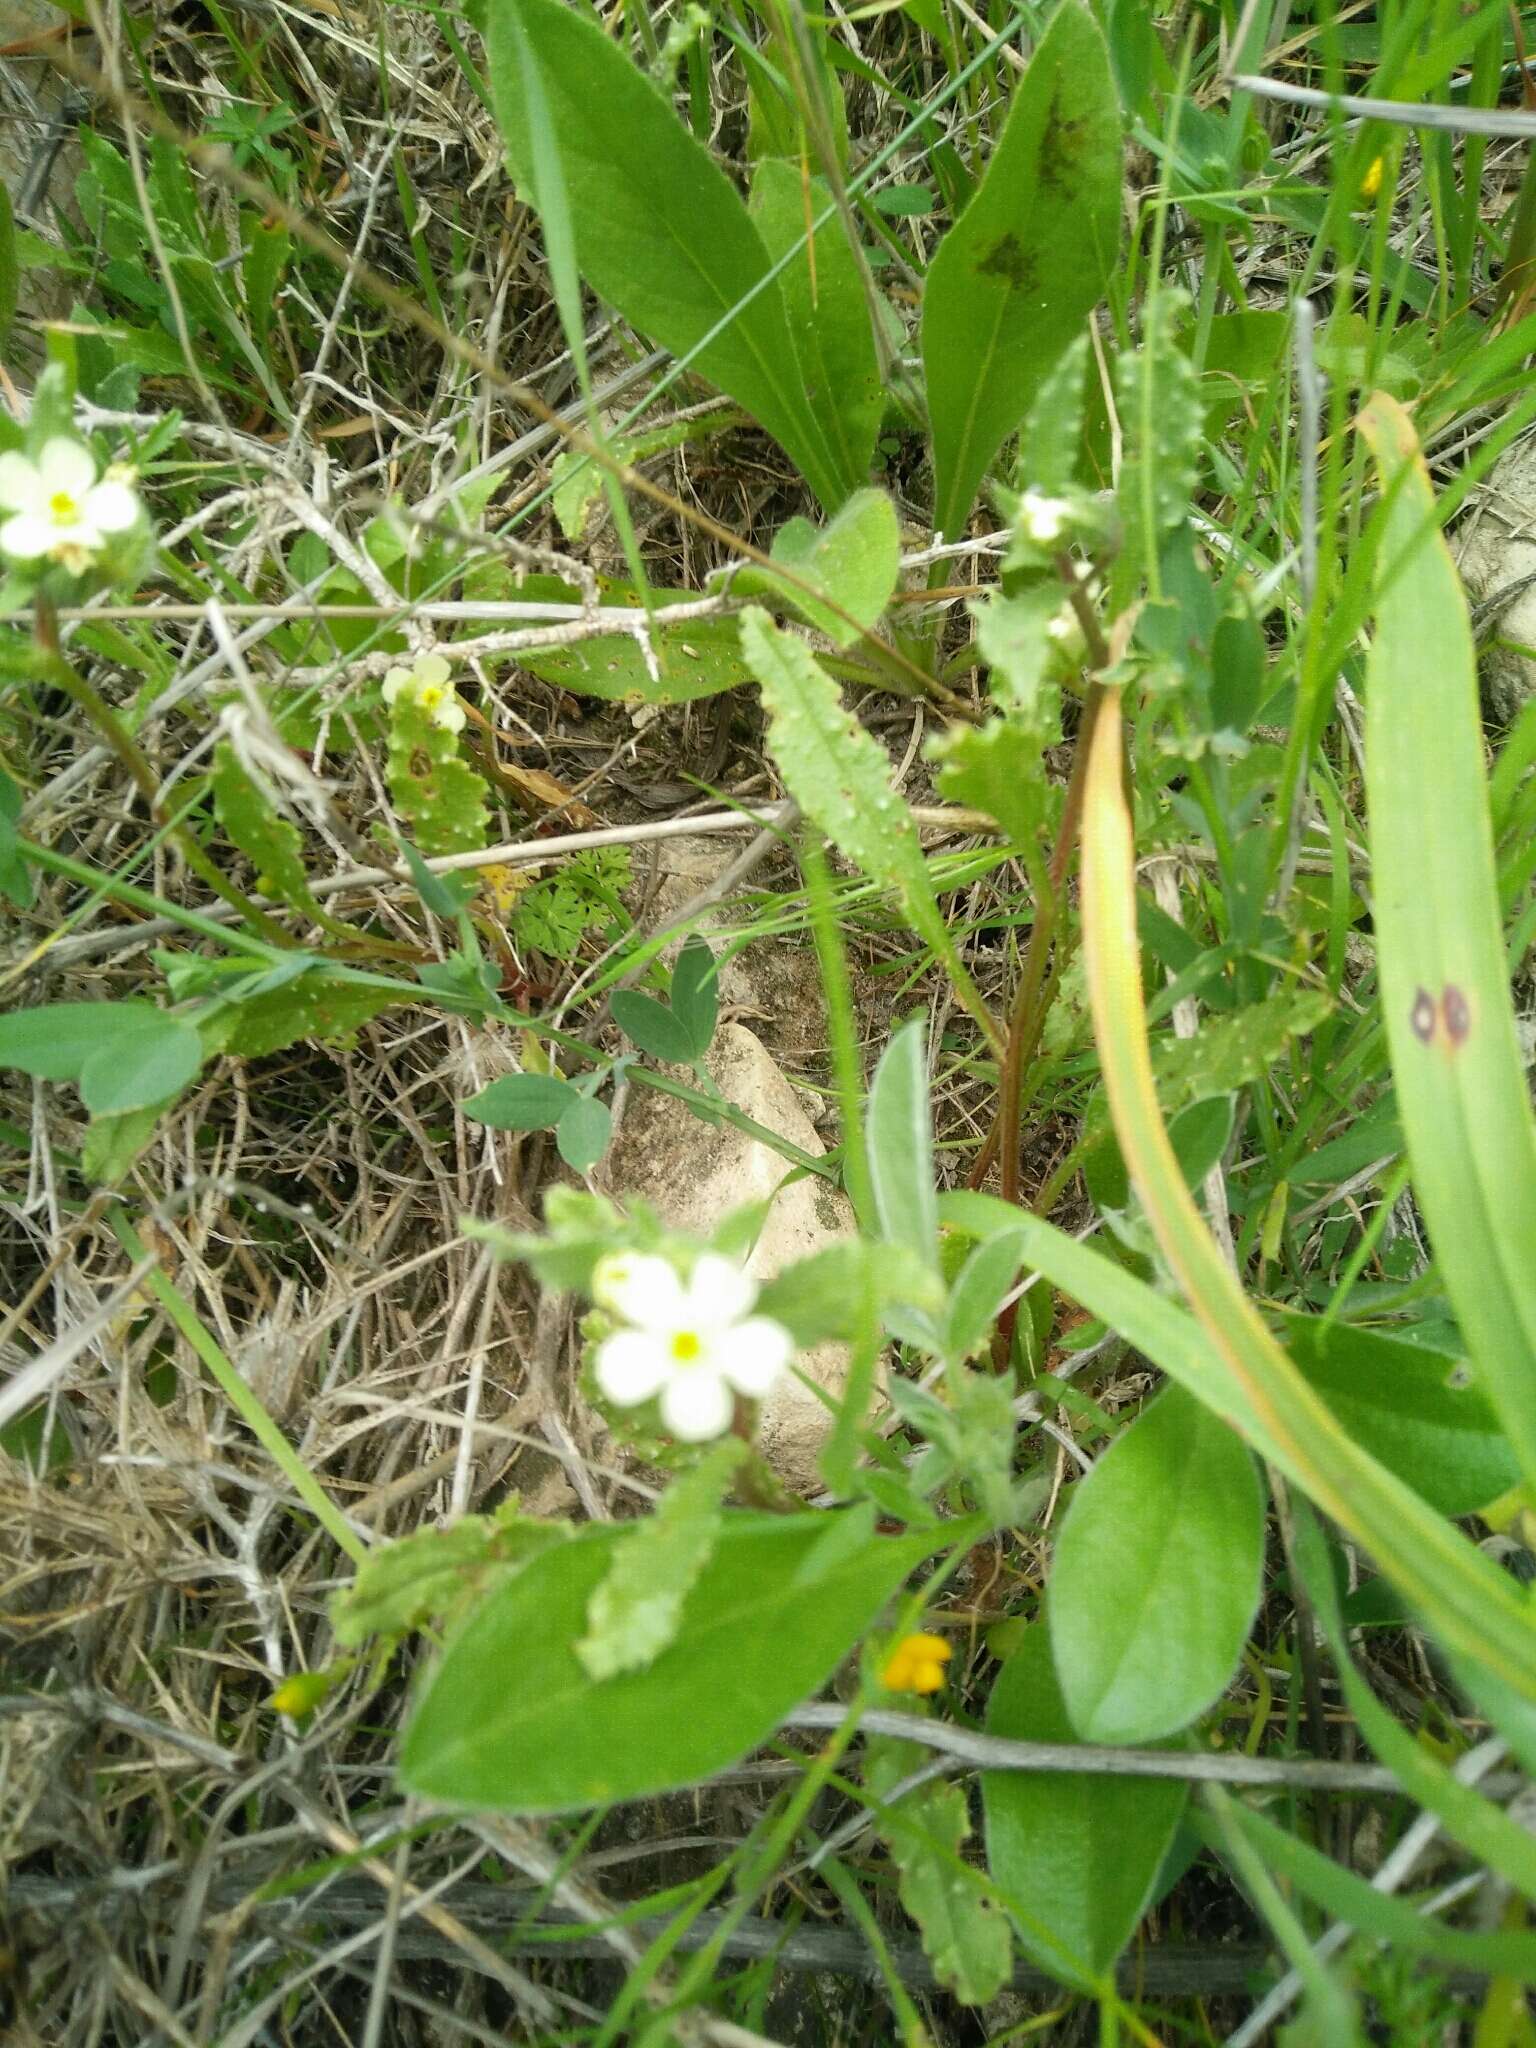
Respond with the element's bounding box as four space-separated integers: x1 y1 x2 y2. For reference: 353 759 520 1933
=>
49 491 81 525
670 1329 703 1364
419 683 444 710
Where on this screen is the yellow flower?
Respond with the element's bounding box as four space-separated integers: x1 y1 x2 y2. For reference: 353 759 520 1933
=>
1359 154 1385 203
881 1631 952 1695
381 651 467 734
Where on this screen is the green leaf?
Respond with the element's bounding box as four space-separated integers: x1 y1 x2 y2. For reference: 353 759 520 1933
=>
610 990 701 1064
0 1000 202 1114
1295 1504 1536 1904
740 487 900 648
211 741 323 917
866 1738 1013 2005
865 1015 938 1274
555 1092 611 1172
462 1072 578 1132
754 1240 945 1346
577 1441 744 1679
943 1226 1028 1366
1015 332 1091 496
941 1186 1536 1710
1049 1383 1263 1744
485 0 845 508
983 1624 1186 1991
332 1504 570 1648
82 1104 164 1185
931 715 1055 856
1359 394 1536 1496
386 699 489 858
922 0 1121 538
1150 988 1333 1118
743 610 973 1008
1278 1313 1518 1518
521 609 750 705
400 1512 930 1813
669 936 719 1055
0 768 34 909
749 161 881 498
199 973 409 1061
1111 288 1203 604
973 584 1067 723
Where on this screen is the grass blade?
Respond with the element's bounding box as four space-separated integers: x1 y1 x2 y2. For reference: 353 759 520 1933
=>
1074 689 1536 1704
1358 392 1536 1495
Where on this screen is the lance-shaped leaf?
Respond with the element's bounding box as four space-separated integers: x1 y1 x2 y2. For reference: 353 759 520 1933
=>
922 0 1121 539
1358 392 1536 1496
486 0 846 509
1068 690 1536 1706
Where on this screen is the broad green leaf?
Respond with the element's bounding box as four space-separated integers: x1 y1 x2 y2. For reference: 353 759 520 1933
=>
463 1072 578 1131
1050 1383 1263 1745
1358 394 1536 1496
577 1441 743 1679
400 1512 930 1812
1111 288 1203 604
386 699 488 857
866 1738 1013 2005
866 1015 938 1273
555 1092 611 1172
521 612 750 704
743 609 997 1049
1072 691 1536 1707
0 1000 202 1114
211 742 323 918
1150 988 1333 1117
201 976 407 1060
749 161 882 500
983 1625 1186 1991
922 0 1121 538
82 1104 164 1186
669 937 719 1055
0 1000 144 1082
974 583 1067 725
332 1505 570 1648
1277 1313 1517 1518
486 0 845 508
611 990 701 1065
737 486 899 648
754 1240 945 1345
931 715 1056 856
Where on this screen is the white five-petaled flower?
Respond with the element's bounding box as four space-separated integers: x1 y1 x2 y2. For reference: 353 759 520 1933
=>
1018 488 1071 547
591 1251 793 1442
381 651 466 734
0 437 141 574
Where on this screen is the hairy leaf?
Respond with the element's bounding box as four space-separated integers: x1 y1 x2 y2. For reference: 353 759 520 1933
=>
577 1441 744 1679
866 1738 1013 2005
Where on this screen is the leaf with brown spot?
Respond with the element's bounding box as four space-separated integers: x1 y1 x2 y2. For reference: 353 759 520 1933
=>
922 1 1121 539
